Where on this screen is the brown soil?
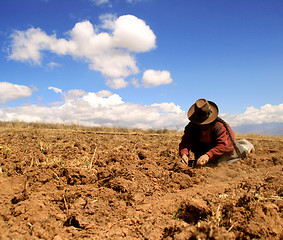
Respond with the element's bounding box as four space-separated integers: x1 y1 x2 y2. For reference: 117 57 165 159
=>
0 126 282 239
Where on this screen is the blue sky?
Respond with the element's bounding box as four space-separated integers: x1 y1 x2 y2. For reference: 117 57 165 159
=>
0 0 282 129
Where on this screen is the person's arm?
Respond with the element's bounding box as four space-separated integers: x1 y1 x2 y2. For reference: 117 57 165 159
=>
179 125 191 157
206 122 234 160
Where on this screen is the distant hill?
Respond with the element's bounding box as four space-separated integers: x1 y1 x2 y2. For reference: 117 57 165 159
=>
233 122 283 136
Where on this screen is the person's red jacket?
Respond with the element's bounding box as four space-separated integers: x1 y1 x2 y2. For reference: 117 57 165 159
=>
179 121 235 160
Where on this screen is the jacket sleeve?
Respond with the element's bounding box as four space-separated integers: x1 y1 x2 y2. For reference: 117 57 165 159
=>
179 124 191 156
206 122 235 160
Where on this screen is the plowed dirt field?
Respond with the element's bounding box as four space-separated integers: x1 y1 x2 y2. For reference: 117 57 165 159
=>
0 125 282 239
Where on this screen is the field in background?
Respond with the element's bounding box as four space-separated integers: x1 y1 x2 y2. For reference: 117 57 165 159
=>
0 121 282 239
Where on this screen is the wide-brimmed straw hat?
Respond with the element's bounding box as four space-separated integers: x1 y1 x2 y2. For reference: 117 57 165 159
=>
187 99 219 125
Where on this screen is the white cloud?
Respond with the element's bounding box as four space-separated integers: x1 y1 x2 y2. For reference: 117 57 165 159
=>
9 28 55 64
48 86 62 94
64 89 87 100
125 0 143 3
221 103 283 126
90 0 110 6
9 15 157 89
95 90 113 97
152 102 183 114
83 92 123 107
131 78 140 88
0 82 33 103
99 14 116 30
112 15 156 52
0 85 282 130
47 61 60 69
106 78 129 89
0 87 187 129
90 0 143 6
89 49 139 78
142 70 173 87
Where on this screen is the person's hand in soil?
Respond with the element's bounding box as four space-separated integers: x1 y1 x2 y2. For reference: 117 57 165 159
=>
181 154 189 165
197 154 209 166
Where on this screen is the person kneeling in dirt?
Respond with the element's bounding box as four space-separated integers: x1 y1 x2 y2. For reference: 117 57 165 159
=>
179 99 253 167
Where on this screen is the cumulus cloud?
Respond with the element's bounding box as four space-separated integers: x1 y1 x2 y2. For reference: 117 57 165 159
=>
0 84 282 130
151 102 183 114
142 70 173 87
95 90 113 97
8 15 157 89
83 92 123 107
106 78 129 89
0 87 187 129
0 82 33 103
221 103 283 126
112 15 156 52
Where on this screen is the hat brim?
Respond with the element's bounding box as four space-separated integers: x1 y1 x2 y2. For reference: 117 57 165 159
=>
187 100 218 125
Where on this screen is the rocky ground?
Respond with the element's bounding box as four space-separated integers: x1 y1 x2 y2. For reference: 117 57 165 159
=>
0 125 282 239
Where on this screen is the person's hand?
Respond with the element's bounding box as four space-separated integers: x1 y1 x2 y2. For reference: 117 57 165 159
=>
197 154 209 166
181 154 189 165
